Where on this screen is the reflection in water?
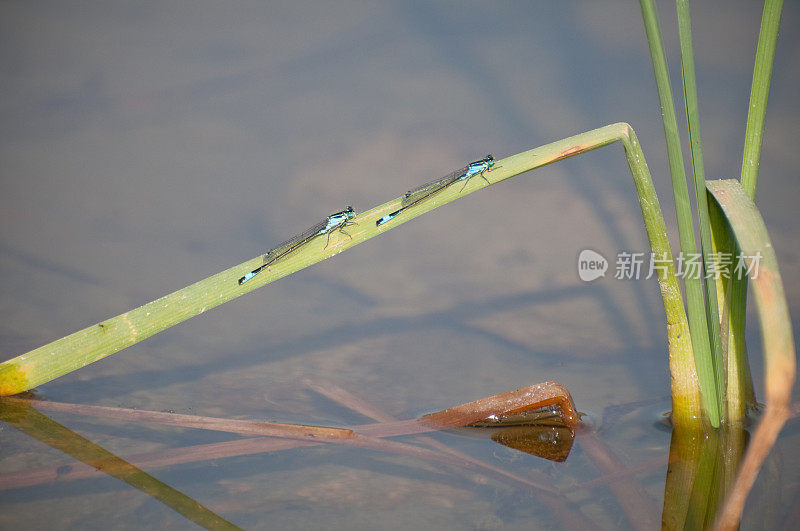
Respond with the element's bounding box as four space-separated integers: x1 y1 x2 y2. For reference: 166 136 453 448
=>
2 387 795 529
491 425 574 462
0 384 593 528
662 424 749 530
0 398 241 530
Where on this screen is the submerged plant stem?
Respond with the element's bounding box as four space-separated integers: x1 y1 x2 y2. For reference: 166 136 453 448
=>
0 400 241 529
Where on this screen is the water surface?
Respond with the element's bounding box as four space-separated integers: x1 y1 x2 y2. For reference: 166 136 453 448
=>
1 2 798 528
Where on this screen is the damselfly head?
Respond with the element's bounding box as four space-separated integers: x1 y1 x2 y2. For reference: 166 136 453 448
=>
485 154 495 167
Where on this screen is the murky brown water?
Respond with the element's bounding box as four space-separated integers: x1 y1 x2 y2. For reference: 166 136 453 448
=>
1 2 798 529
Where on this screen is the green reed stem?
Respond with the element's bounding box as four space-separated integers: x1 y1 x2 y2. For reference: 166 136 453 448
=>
723 0 785 420
0 123 702 423
706 179 795 529
741 0 783 198
640 0 719 426
676 0 725 418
